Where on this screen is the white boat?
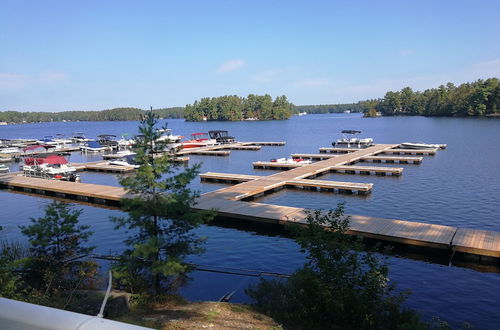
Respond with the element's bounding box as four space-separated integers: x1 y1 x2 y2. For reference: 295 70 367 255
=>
298 112 307 116
0 147 20 154
71 132 94 143
23 155 79 181
80 141 108 152
400 142 446 150
333 130 373 148
156 129 182 144
270 157 312 165
0 164 9 173
108 155 139 168
36 136 59 145
53 134 73 145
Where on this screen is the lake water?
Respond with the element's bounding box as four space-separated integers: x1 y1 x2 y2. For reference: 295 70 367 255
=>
1 114 499 328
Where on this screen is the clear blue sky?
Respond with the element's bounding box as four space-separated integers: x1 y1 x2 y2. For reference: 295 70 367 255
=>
1 0 500 111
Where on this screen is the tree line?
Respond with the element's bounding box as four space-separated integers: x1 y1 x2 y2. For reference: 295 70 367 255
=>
184 94 293 121
293 102 364 114
0 107 184 124
362 78 500 117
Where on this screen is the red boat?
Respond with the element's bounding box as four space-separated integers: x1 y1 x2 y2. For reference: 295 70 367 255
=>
180 133 217 149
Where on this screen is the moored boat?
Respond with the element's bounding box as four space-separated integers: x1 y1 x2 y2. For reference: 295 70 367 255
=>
0 164 9 173
80 141 108 152
332 130 373 148
23 155 79 182
180 133 217 149
208 130 235 144
270 157 312 164
400 142 447 149
71 132 94 143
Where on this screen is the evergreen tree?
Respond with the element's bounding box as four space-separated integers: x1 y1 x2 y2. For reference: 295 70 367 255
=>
112 109 214 298
247 204 422 329
19 201 96 292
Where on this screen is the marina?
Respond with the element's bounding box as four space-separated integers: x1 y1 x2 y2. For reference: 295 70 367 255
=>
2 141 500 259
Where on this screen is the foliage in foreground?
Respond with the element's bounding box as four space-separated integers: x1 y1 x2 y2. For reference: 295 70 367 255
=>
19 201 97 293
112 110 214 299
247 204 425 330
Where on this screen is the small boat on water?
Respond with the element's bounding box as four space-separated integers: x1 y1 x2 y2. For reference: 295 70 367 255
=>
23 155 79 182
208 130 235 144
53 134 73 145
0 147 20 154
97 134 119 148
37 136 59 145
270 157 312 165
80 141 108 152
71 132 94 143
400 142 447 150
0 164 9 173
332 130 373 148
108 155 140 169
156 129 183 144
180 133 217 149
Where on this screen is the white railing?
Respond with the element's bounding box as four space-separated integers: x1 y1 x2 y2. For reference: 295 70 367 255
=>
0 297 152 330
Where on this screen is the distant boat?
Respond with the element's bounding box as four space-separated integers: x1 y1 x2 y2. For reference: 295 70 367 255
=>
208 130 235 144
333 130 373 148
71 132 94 143
298 112 307 116
23 155 79 182
0 164 10 173
180 133 217 149
53 134 72 145
401 142 446 150
270 157 312 164
36 136 58 145
80 141 108 152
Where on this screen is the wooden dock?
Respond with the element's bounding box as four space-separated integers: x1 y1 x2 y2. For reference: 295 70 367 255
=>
175 141 283 156
200 172 373 194
381 148 437 156
253 161 306 170
329 165 403 176
292 153 338 160
360 155 423 164
71 161 136 173
3 143 499 259
319 147 361 153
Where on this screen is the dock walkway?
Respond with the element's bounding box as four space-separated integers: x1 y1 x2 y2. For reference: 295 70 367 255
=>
2 143 500 259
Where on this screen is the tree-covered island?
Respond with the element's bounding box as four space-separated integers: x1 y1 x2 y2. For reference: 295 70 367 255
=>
362 77 500 117
184 94 293 121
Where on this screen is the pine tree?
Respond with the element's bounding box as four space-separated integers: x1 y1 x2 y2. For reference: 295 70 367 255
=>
112 109 214 298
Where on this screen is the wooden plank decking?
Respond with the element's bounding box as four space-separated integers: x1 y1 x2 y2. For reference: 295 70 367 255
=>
2 143 498 259
360 155 423 164
329 165 403 176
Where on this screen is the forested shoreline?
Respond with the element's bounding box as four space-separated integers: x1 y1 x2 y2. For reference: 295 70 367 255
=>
1 78 498 124
184 94 293 121
362 78 500 117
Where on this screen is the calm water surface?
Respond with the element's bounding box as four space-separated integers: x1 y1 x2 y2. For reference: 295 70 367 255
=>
1 114 499 328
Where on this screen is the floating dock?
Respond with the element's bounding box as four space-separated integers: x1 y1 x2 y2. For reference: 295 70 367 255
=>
2 143 500 259
176 141 283 156
359 155 423 164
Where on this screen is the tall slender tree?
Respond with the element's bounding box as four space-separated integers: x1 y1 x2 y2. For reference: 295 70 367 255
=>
112 109 214 298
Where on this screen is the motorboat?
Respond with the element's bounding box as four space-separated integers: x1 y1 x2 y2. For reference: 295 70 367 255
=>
401 142 445 150
270 157 312 165
156 129 182 144
0 147 20 154
23 155 79 182
180 133 217 149
0 164 9 173
71 132 94 143
108 155 140 169
97 134 119 148
80 141 108 152
332 130 373 148
0 154 12 163
53 134 73 145
208 130 235 144
36 136 58 145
